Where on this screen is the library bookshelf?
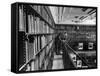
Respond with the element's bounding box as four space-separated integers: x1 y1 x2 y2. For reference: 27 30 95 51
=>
11 3 56 73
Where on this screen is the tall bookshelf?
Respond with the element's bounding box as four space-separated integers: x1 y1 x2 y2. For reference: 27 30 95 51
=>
18 4 55 71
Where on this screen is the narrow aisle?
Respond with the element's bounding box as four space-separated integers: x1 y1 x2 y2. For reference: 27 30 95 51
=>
52 53 64 69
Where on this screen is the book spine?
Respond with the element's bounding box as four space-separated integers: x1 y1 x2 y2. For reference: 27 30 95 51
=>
19 5 24 31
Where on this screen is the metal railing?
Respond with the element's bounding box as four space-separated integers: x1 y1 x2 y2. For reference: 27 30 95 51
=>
19 39 55 71
59 37 91 69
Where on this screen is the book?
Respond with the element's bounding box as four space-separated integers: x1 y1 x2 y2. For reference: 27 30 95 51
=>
19 5 25 31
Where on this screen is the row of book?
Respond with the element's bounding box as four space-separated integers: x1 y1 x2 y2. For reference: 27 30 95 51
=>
30 5 53 25
28 14 53 34
27 35 53 57
25 35 53 71
19 5 54 34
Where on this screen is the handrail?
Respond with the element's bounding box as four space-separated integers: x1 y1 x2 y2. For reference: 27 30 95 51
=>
19 38 54 71
65 42 90 67
35 38 54 56
59 37 90 68
63 44 77 68
19 58 35 71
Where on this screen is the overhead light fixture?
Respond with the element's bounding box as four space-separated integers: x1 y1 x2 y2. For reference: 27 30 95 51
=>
72 20 80 23
89 10 96 15
75 16 79 18
81 8 88 12
82 16 88 20
79 16 88 20
79 16 84 20
87 9 96 15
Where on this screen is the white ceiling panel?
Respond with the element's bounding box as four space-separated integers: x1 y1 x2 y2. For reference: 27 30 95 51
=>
49 6 96 25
